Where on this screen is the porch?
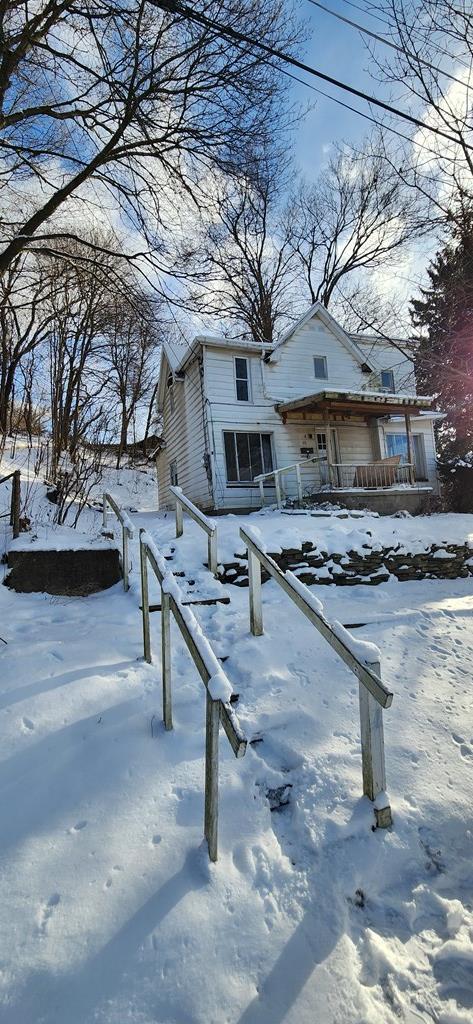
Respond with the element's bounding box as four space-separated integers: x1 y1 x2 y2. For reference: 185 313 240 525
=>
257 388 435 512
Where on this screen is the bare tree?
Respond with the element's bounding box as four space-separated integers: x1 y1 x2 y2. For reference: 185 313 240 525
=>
188 158 298 342
0 254 54 439
289 135 423 311
0 0 300 280
366 0 473 222
103 294 160 467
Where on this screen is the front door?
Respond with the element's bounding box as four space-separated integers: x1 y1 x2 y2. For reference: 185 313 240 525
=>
316 429 339 484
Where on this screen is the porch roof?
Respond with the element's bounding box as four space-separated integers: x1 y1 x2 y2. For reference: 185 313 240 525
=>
276 388 433 419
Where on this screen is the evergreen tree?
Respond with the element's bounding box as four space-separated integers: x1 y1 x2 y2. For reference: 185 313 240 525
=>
411 218 473 508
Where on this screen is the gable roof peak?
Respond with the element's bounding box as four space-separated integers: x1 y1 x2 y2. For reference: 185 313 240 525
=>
268 301 370 369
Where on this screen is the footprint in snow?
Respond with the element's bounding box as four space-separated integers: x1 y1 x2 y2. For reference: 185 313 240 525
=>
21 717 35 732
37 893 60 935
69 820 87 833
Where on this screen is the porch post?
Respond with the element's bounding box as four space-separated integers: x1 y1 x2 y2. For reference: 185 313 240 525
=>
324 409 332 487
405 412 415 484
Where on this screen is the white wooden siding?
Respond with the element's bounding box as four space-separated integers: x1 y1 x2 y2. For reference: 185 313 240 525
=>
264 316 363 399
156 355 212 510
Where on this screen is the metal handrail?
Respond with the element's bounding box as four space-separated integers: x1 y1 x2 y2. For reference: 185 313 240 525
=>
102 492 134 591
139 529 246 861
254 455 327 508
239 525 393 827
169 485 218 575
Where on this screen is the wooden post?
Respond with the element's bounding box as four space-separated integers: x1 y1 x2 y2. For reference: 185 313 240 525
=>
324 414 332 487
122 524 129 591
10 470 20 539
176 498 183 537
258 478 265 508
274 472 282 509
161 590 172 730
405 412 415 484
296 463 303 504
102 494 107 530
208 530 218 576
140 532 151 663
359 659 392 828
204 691 219 862
248 548 263 636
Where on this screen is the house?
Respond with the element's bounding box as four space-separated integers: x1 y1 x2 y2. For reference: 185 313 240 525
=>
156 302 439 514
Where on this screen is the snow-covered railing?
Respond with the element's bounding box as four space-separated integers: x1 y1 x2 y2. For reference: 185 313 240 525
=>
102 492 134 591
0 469 21 538
169 485 218 576
254 455 327 509
329 462 415 489
139 528 246 862
239 525 393 828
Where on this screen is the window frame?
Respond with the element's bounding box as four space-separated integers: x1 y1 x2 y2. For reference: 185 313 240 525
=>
223 430 274 485
380 368 395 392
313 355 328 380
234 356 252 403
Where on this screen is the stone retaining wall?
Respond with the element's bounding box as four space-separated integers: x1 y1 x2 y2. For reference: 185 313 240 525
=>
220 542 472 588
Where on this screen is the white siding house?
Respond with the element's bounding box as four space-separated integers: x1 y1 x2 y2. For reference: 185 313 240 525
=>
156 303 439 514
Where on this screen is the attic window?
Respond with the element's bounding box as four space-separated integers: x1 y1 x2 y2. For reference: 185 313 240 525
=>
381 369 395 392
314 355 328 380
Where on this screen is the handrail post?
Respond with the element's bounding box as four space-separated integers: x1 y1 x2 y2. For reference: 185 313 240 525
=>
10 470 20 539
175 497 183 538
140 531 151 663
295 463 303 504
274 472 282 509
102 494 107 530
162 590 173 730
122 524 130 591
359 659 392 828
258 477 265 508
204 691 219 862
208 529 218 576
248 548 263 636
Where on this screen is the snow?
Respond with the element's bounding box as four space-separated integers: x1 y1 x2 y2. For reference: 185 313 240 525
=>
207 670 233 703
331 620 381 665
2 445 473 1022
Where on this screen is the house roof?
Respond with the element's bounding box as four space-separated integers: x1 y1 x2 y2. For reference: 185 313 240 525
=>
157 334 273 410
276 388 433 418
267 302 373 369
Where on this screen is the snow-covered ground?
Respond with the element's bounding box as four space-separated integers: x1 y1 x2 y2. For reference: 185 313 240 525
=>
1 442 473 1022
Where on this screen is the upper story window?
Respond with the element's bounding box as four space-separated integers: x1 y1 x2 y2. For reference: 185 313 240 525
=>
314 355 328 380
235 357 251 401
381 369 395 392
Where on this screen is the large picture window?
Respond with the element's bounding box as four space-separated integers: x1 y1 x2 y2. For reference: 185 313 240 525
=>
385 433 427 480
224 431 273 483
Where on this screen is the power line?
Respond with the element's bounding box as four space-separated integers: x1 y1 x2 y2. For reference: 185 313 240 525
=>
153 0 473 154
305 0 469 88
278 65 461 180
338 0 471 69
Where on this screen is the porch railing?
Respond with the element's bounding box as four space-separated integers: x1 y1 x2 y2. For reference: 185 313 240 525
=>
254 455 327 509
329 462 415 489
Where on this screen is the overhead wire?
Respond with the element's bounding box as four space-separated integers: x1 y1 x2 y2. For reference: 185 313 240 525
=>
151 0 473 153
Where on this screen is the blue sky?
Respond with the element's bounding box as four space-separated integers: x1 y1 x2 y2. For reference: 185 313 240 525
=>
288 0 396 176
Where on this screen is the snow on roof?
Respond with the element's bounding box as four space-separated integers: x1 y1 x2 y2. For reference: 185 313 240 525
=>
276 387 433 414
